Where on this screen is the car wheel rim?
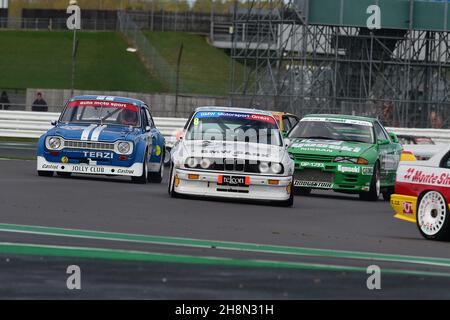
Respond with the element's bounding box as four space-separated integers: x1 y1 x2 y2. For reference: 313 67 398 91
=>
375 171 381 197
170 167 175 191
418 191 447 236
164 150 171 164
144 157 148 180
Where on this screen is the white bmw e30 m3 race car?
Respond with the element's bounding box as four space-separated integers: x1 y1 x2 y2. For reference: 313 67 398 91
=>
168 107 295 206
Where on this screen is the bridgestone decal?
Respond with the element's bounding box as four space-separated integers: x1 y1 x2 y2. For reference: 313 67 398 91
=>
294 180 333 189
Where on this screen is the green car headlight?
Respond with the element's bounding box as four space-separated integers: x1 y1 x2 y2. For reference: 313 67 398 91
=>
335 157 358 163
335 157 369 165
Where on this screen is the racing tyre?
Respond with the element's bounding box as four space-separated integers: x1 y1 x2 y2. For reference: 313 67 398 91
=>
416 191 450 241
168 164 179 198
148 158 164 183
294 187 311 196
382 186 395 201
276 192 294 207
38 171 53 177
57 172 72 177
164 147 171 166
359 163 380 201
132 152 148 184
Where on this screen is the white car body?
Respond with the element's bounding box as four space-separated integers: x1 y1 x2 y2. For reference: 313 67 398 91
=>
402 144 442 161
169 107 295 204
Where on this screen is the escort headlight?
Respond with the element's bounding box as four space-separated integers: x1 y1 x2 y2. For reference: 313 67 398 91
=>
200 158 213 169
258 161 270 174
185 157 199 168
117 142 131 154
46 137 62 150
270 162 283 174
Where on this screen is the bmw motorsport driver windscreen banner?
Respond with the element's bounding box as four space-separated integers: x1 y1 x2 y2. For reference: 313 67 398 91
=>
184 111 283 162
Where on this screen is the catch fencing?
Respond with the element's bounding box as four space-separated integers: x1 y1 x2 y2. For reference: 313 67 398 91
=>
117 10 178 92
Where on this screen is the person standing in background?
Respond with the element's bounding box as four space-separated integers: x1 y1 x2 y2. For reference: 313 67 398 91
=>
430 110 443 129
32 92 48 112
0 91 10 110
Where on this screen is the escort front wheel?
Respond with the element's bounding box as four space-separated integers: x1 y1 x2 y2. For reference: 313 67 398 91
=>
132 152 148 184
38 171 53 177
148 157 164 183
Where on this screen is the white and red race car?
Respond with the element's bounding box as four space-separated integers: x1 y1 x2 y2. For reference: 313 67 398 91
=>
391 147 450 240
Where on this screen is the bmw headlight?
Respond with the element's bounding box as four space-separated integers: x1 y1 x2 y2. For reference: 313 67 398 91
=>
270 162 283 174
200 158 213 169
258 161 270 174
117 142 131 154
185 157 199 168
46 137 62 150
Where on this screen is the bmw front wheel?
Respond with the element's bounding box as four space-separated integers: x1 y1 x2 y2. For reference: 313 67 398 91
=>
168 164 179 198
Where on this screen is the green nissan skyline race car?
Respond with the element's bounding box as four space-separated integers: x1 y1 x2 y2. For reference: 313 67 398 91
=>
287 114 403 201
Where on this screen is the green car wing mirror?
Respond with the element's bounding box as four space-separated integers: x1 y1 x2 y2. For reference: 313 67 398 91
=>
388 132 399 143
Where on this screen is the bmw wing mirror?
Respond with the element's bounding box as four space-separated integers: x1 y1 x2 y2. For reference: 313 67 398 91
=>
51 120 57 126
145 126 151 132
284 138 291 147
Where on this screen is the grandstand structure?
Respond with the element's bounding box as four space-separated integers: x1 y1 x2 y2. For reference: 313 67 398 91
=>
229 0 450 128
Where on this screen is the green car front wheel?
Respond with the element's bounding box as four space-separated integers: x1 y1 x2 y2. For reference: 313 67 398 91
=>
359 163 380 201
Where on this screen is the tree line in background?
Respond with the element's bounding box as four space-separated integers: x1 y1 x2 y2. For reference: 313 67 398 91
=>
9 0 280 15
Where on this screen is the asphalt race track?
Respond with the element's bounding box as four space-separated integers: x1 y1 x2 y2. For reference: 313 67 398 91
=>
2 159 450 299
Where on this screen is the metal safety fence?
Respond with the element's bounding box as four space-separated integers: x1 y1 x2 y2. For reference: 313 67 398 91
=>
0 110 188 143
1 110 450 145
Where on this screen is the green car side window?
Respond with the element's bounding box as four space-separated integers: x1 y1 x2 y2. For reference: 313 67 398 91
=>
374 122 390 144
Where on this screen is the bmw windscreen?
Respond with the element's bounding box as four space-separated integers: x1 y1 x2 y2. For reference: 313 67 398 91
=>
185 111 282 146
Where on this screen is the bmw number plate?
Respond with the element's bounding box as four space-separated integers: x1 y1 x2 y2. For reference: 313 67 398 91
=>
218 175 249 187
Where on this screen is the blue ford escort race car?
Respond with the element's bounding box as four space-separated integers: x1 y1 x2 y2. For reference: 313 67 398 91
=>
37 96 165 184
